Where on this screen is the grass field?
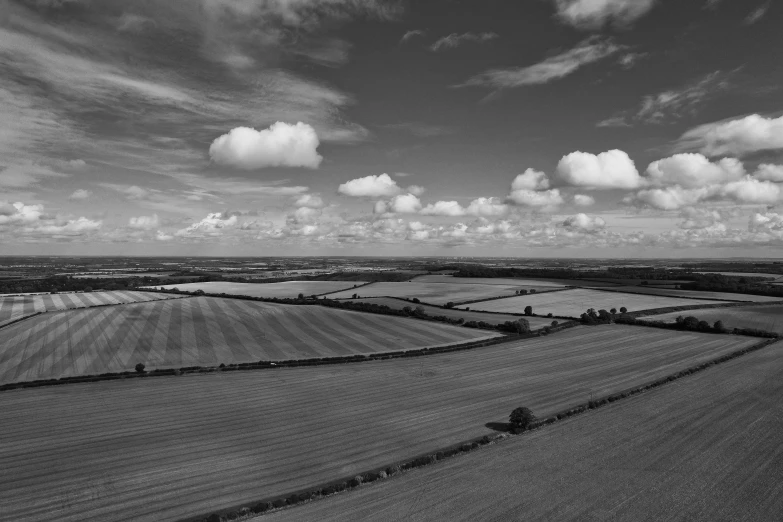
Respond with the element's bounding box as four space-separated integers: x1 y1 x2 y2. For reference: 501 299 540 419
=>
601 285 780 302
323 282 553 305
341 297 556 329
412 275 568 287
147 281 368 298
0 297 502 384
0 326 762 522
461 288 731 317
271 342 783 522
640 304 783 334
0 291 185 323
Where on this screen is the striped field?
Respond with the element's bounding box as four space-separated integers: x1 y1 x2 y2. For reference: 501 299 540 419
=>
0 326 761 522
462 288 731 317
598 285 781 302
148 281 368 298
0 291 185 324
323 281 553 305
0 297 502 383
271 342 783 522
640 304 783 334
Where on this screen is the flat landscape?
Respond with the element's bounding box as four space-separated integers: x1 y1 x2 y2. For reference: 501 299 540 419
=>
640 304 783 334
340 297 556 328
599 285 781 302
148 281 368 298
462 288 732 317
324 281 556 305
0 297 501 384
269 341 783 522
0 325 762 522
0 291 186 322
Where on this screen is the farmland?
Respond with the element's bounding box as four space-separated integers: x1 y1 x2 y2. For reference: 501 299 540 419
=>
324 281 556 305
599 285 781 302
412 275 568 287
270 342 783 522
0 291 186 323
0 325 762 522
0 297 501 384
640 304 783 334
339 297 556 329
461 288 731 317
147 281 368 298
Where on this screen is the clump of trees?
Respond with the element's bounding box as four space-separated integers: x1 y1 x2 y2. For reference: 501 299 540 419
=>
509 407 536 433
580 308 612 325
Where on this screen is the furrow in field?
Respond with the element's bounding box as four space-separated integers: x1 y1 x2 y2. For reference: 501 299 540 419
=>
145 301 175 367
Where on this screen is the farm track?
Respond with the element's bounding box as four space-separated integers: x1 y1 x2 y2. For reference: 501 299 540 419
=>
268 341 783 522
0 325 761 522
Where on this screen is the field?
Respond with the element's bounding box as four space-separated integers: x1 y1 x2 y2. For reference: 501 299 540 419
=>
695 271 783 281
412 275 568 287
323 282 555 305
271 342 783 522
640 304 783 334
0 297 501 384
460 288 732 317
601 285 781 302
147 281 368 298
0 291 186 323
0 325 762 522
341 297 556 329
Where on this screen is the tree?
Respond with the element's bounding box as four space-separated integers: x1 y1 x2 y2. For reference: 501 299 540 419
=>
610 308 617 314
445 302 455 308
415 306 426 316
598 309 611 322
518 289 528 295
619 307 627 313
682 316 699 330
529 289 536 294
714 320 726 332
352 293 358 299
551 320 558 327
514 318 531 333
135 363 145 373
298 293 304 299
412 298 420 303
524 305 533 316
402 306 413 315
675 315 685 325
698 320 711 332
509 407 536 433
84 286 93 293
193 289 205 296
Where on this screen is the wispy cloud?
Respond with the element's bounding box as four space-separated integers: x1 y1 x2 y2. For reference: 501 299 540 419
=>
745 2 770 25
430 32 498 52
400 29 426 43
553 0 657 30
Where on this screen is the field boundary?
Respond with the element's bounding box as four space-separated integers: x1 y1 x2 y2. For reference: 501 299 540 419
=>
584 285 756 303
624 299 783 318
0 311 43 331
450 286 574 306
178 336 781 522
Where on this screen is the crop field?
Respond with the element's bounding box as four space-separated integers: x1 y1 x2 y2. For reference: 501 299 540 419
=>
461 288 732 317
339 297 556 329
0 297 501 384
640 304 783 334
0 291 186 323
272 342 783 522
0 326 762 522
412 274 568 287
147 281 368 298
323 282 552 305
600 285 781 302
695 271 783 281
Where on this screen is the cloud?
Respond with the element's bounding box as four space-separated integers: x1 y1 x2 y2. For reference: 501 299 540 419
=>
635 71 732 124
754 164 783 182
176 212 238 237
458 36 621 89
294 193 325 208
553 0 657 29
209 122 322 169
511 169 550 191
721 176 782 204
400 29 425 43
573 194 595 206
406 185 426 196
388 193 422 214
465 197 509 217
338 173 401 197
507 188 564 209
430 32 498 52
631 186 711 210
68 189 92 200
420 201 466 217
128 214 160 230
556 149 642 189
749 211 783 233
562 213 605 232
0 163 68 188
156 230 174 241
0 202 44 225
745 2 770 24
679 114 783 157
645 154 745 188
0 200 101 238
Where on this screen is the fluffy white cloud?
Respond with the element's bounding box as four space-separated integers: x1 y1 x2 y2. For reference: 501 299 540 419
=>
34 217 102 235
338 173 400 197
562 213 606 231
645 154 745 188
0 202 44 225
294 193 324 208
556 149 642 189
680 114 783 157
155 230 173 241
573 194 595 206
507 188 564 209
554 0 656 29
632 186 711 210
68 189 92 200
388 193 422 214
128 214 160 230
511 169 550 191
0 201 101 237
176 212 238 237
749 212 783 233
420 200 466 217
209 122 322 169
406 185 426 196
754 164 783 182
721 177 782 204
465 197 508 217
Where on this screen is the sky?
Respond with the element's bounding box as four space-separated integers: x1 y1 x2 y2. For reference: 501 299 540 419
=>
1 0 783 258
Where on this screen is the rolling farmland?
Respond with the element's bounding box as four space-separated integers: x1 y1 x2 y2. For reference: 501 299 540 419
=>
0 297 502 384
599 285 781 302
323 281 553 305
0 326 763 522
462 288 731 317
412 275 568 287
340 297 556 328
0 291 186 323
640 304 783 334
147 281 368 298
271 342 783 522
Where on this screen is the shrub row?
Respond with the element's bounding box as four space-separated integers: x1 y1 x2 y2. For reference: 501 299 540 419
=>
614 314 779 338
450 286 574 307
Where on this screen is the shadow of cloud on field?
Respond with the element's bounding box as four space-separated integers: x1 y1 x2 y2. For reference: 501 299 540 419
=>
485 421 511 432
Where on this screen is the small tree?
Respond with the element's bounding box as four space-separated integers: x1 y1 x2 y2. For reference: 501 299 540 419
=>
714 320 726 332
515 318 531 333
519 289 528 295
551 320 558 327
135 363 145 373
445 301 455 308
415 305 426 316
682 316 699 330
529 289 536 294
610 308 617 314
352 293 358 299
619 306 627 313
675 315 685 325
509 407 536 433
402 306 413 315
298 293 304 299
524 305 533 316
412 298 420 304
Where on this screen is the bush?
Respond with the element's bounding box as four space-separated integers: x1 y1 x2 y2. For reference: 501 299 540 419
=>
714 320 726 332
412 298 420 303
619 306 627 313
445 301 455 308
509 406 536 433
386 464 401 476
551 320 558 327
253 502 272 514
610 308 617 314
524 305 533 316
134 363 145 373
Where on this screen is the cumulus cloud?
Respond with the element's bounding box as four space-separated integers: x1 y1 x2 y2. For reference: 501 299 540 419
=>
556 149 642 189
721 177 782 204
507 188 564 209
128 214 160 230
338 173 401 197
294 193 325 208
680 114 783 157
156 230 174 241
645 154 745 188
0 200 101 238
553 0 657 29
209 122 322 169
406 185 426 196
511 169 550 191
466 197 509 217
68 189 92 200
754 164 783 182
0 202 44 225
388 193 422 214
430 32 498 52
749 211 783 233
631 186 711 210
573 194 595 206
562 213 606 232
420 200 466 217
34 217 102 236
176 212 238 237
458 36 621 88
